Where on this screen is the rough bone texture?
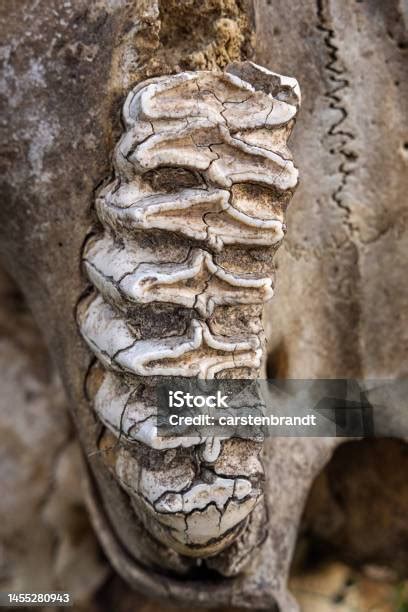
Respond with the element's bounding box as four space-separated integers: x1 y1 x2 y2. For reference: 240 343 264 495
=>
78 62 300 571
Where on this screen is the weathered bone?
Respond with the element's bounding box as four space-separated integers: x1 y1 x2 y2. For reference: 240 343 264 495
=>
84 238 273 317
78 62 300 574
96 185 285 249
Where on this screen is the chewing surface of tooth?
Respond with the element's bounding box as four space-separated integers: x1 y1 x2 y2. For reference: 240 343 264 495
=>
94 371 218 454
84 237 273 317
115 445 261 555
96 185 285 250
154 478 253 513
78 62 300 572
81 298 262 378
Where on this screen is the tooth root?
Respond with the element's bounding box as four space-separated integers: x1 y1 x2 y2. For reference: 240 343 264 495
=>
78 62 300 567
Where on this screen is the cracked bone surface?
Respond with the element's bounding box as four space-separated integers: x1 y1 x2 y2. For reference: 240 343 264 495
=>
78 62 300 573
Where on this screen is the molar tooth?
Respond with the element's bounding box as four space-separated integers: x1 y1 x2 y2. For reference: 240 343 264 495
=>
78 62 300 568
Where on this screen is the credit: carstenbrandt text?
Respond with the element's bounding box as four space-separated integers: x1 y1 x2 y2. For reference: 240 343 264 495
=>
168 414 318 427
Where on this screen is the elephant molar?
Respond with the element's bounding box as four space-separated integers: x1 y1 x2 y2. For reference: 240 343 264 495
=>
78 61 300 573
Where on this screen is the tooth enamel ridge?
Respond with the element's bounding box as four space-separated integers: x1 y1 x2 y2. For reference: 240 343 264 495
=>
78 62 300 573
